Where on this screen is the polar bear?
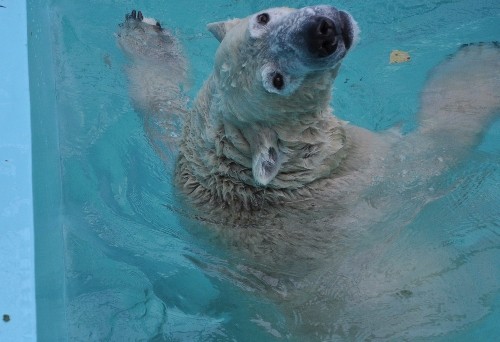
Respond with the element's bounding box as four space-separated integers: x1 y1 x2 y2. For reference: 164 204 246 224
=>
118 6 500 339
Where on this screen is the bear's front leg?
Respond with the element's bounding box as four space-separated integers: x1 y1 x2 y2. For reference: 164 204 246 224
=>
117 10 189 161
412 42 500 170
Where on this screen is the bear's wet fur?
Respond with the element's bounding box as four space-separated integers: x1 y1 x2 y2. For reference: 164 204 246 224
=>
118 6 500 339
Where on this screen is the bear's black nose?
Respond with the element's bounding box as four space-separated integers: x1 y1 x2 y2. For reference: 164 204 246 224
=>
305 16 340 58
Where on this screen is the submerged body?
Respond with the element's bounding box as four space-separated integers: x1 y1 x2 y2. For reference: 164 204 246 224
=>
118 6 500 339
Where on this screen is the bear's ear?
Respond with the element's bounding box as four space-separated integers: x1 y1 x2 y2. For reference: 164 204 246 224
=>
207 18 242 42
252 145 282 186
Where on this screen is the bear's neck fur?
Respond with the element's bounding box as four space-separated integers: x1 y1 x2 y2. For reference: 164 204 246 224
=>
176 65 347 212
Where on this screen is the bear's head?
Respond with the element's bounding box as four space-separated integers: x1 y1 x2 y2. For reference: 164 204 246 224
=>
204 6 359 186
208 5 358 98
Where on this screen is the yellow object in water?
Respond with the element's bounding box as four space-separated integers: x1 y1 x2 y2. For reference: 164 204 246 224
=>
390 50 411 63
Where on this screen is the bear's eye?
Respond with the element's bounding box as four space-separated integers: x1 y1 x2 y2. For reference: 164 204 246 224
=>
256 13 270 25
272 73 284 90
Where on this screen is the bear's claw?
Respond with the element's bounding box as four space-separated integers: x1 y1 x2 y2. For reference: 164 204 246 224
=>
125 9 137 21
126 10 143 21
124 9 162 29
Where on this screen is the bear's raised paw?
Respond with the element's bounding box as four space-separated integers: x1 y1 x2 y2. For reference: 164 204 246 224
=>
124 9 162 29
118 10 182 63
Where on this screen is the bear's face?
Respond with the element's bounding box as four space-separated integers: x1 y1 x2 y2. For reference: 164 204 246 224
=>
208 6 358 103
203 6 358 186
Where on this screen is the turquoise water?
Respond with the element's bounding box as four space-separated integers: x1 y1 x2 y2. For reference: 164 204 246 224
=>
39 0 500 340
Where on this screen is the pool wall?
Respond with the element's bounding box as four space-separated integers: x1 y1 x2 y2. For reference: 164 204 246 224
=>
1 0 67 340
0 1 37 341
28 0 68 340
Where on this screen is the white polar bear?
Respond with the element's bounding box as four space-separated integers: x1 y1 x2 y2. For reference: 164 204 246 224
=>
118 6 500 339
